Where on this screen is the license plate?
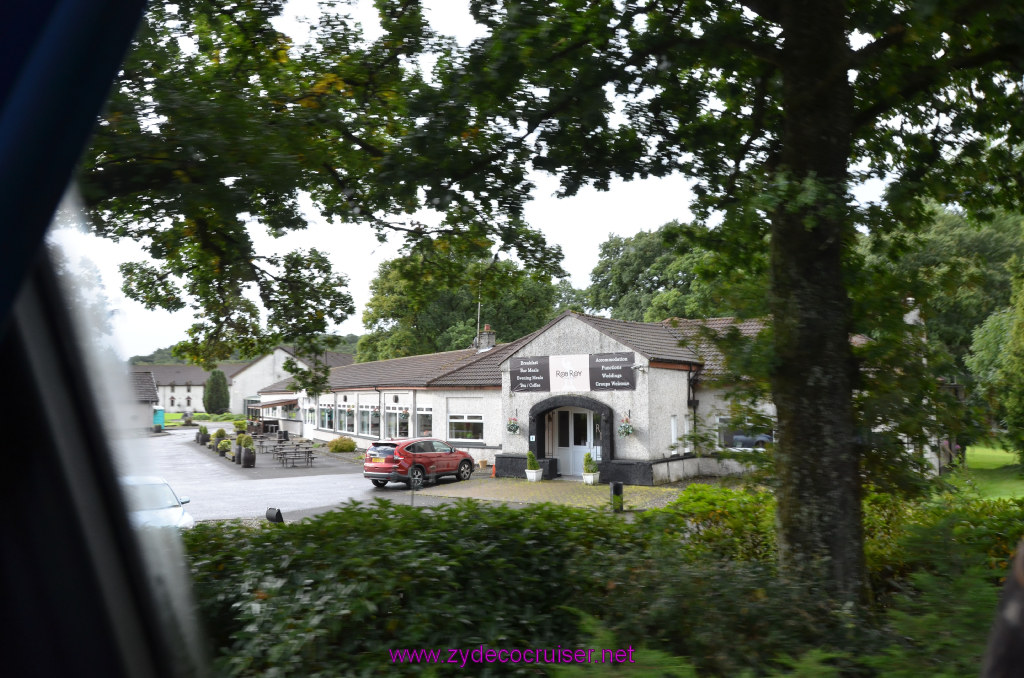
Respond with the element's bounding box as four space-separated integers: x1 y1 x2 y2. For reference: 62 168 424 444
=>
371 457 386 464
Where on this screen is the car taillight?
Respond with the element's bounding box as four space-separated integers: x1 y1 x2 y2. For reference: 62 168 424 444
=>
393 450 403 460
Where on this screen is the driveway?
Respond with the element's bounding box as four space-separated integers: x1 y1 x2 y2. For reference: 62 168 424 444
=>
123 426 694 523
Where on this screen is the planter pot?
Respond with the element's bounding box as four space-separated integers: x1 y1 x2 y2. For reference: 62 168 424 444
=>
525 468 543 482
218 447 225 457
582 471 600 486
234 447 242 464
241 448 256 468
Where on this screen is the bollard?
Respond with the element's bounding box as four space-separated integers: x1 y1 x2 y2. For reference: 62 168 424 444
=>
265 507 283 523
610 481 623 513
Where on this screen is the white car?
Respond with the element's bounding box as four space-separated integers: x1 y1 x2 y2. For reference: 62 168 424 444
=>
120 476 195 530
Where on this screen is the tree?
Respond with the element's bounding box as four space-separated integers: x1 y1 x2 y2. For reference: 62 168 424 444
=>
79 0 563 396
375 0 1024 599
357 251 559 361
203 369 229 414
588 222 770 321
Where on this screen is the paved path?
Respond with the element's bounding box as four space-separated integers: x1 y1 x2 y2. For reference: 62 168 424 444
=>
121 426 695 523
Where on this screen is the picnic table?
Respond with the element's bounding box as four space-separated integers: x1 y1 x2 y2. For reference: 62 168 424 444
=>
271 442 317 467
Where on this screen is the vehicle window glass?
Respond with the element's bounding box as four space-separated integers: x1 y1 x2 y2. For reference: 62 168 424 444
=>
432 441 452 453
406 442 425 453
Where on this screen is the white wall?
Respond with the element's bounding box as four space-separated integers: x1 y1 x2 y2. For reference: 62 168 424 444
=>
157 383 203 413
230 348 299 413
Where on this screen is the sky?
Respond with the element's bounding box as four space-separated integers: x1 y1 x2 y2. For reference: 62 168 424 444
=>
48 1 697 360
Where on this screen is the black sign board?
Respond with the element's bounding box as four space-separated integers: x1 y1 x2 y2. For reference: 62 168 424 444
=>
510 356 550 392
589 352 635 391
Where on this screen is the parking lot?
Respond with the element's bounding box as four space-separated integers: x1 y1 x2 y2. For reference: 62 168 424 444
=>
121 426 692 524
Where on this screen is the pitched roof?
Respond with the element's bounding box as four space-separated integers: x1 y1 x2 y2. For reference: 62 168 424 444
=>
329 348 483 389
131 371 159 403
569 313 702 364
663 317 767 378
129 362 251 385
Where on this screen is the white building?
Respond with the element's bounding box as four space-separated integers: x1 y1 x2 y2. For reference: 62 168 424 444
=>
256 313 765 485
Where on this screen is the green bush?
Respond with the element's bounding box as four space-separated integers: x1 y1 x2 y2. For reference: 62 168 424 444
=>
526 450 539 470
327 436 357 453
184 501 639 676
193 413 211 421
217 439 230 452
233 420 246 432
236 434 253 449
583 452 598 474
636 483 777 563
212 428 227 439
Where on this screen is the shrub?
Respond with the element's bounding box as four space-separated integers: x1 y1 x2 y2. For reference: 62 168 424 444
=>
236 434 253 449
327 436 356 453
192 413 211 421
198 425 208 436
526 450 539 470
217 440 230 452
203 369 229 414
583 451 598 474
233 420 246 432
212 428 226 439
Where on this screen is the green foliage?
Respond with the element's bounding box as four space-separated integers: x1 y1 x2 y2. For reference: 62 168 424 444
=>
525 450 540 471
193 413 211 421
638 484 777 563
327 436 356 453
183 501 638 676
198 425 207 435
357 254 561 362
217 439 230 452
583 452 598 474
202 369 229 414
236 434 253 449
212 427 226 440
232 420 246 432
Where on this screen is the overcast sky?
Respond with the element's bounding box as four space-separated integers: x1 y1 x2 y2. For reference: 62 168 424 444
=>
47 1 696 360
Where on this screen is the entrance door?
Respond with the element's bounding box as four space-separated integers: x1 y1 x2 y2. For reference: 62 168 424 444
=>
553 407 594 476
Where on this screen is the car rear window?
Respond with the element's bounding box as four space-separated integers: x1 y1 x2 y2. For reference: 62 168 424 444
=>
368 443 397 454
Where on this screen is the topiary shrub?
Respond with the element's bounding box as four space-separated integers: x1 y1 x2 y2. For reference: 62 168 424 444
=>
233 420 246 432
236 434 253 449
526 450 540 470
213 428 227 440
327 436 357 453
583 452 598 474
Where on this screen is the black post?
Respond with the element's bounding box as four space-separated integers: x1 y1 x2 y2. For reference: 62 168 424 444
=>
610 482 623 513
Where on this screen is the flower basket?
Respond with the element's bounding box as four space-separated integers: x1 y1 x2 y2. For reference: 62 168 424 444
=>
617 417 634 437
506 417 520 434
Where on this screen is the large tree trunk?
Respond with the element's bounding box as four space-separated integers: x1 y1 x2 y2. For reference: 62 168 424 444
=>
771 0 863 601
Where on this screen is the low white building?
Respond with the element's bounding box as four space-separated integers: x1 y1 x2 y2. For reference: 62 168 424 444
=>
256 313 766 485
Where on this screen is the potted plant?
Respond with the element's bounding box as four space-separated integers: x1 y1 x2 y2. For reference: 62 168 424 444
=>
525 451 542 482
212 427 227 453
617 417 634 437
217 439 230 457
582 452 600 485
506 417 520 434
239 434 256 468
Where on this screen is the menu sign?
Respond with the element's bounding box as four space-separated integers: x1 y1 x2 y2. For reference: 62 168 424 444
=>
589 352 636 391
510 353 636 392
510 356 550 392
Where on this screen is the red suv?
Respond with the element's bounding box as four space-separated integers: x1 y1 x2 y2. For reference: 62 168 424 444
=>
363 438 475 488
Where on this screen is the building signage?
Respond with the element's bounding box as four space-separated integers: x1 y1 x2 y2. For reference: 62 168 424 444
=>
510 352 635 392
589 352 636 391
510 356 550 392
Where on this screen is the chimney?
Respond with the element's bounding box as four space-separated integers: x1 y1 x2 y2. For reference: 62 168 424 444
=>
474 324 496 352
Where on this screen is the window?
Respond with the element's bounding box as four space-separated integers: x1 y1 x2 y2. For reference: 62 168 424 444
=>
186 397 191 407
339 405 355 433
169 396 175 407
557 410 569 447
448 414 483 442
186 383 191 392
385 406 409 438
319 405 334 430
416 407 432 437
359 405 380 437
305 407 315 425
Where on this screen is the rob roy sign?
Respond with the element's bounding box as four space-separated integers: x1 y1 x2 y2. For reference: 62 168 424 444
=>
510 352 636 393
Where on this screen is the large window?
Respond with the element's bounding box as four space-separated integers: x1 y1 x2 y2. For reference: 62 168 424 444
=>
339 405 355 433
319 405 334 430
448 414 483 442
359 405 380 437
385 406 410 438
417 407 432 437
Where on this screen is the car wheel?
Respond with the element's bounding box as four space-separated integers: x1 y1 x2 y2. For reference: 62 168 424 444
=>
408 466 425 489
371 479 388 488
456 460 473 481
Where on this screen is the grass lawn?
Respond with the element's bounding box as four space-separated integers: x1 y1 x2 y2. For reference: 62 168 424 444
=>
951 445 1024 499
